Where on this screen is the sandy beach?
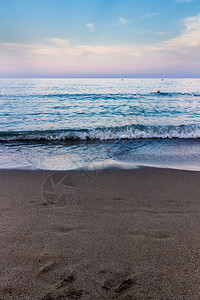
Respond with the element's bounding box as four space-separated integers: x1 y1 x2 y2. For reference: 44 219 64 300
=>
1 167 200 299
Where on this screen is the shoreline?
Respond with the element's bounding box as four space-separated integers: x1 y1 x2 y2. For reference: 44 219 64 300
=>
1 167 200 299
1 137 200 172
2 161 200 172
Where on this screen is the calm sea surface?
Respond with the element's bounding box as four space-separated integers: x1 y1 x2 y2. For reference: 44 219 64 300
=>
0 78 200 170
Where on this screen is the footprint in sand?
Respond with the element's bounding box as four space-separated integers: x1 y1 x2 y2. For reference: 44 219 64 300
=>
102 274 137 293
37 262 58 277
56 275 75 289
53 225 84 234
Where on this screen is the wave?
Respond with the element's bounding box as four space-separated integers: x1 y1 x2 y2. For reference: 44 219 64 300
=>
1 124 200 142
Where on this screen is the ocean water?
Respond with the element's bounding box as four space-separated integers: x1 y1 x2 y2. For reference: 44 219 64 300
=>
0 78 200 170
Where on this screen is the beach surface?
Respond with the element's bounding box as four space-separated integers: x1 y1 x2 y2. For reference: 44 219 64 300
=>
1 167 200 299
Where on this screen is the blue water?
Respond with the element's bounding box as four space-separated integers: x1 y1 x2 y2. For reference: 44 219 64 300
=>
0 78 200 170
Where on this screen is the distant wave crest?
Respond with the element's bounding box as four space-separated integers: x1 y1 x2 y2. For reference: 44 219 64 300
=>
1 91 199 99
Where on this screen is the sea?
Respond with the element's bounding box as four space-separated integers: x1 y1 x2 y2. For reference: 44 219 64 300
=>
0 78 200 171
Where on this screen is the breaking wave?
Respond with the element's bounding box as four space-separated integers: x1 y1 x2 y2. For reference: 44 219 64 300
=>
1 124 200 142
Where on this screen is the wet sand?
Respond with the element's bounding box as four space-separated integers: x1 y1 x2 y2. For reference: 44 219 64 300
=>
1 167 200 299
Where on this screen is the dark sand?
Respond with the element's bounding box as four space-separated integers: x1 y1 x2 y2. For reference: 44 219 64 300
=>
1 167 200 299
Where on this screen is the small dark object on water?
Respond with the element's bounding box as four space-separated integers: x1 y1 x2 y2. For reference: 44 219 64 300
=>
157 90 161 93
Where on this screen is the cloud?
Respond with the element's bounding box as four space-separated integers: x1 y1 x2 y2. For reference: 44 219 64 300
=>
142 12 158 19
1 14 200 76
138 30 165 35
46 38 70 47
119 17 130 25
85 23 95 32
1 38 141 57
176 0 195 3
2 14 200 59
156 14 200 54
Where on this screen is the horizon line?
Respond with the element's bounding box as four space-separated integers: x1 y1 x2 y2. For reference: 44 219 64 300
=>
0 76 200 79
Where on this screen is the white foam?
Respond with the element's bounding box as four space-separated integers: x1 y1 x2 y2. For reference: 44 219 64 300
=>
85 159 140 170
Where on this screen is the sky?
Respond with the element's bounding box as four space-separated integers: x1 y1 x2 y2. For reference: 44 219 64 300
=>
0 0 200 77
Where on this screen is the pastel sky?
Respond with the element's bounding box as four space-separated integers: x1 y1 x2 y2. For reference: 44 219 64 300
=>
0 0 200 77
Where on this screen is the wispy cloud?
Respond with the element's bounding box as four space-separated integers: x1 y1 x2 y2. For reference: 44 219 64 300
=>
138 30 166 35
85 23 95 32
176 0 195 3
155 14 200 54
118 17 130 25
1 39 141 57
142 12 158 19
